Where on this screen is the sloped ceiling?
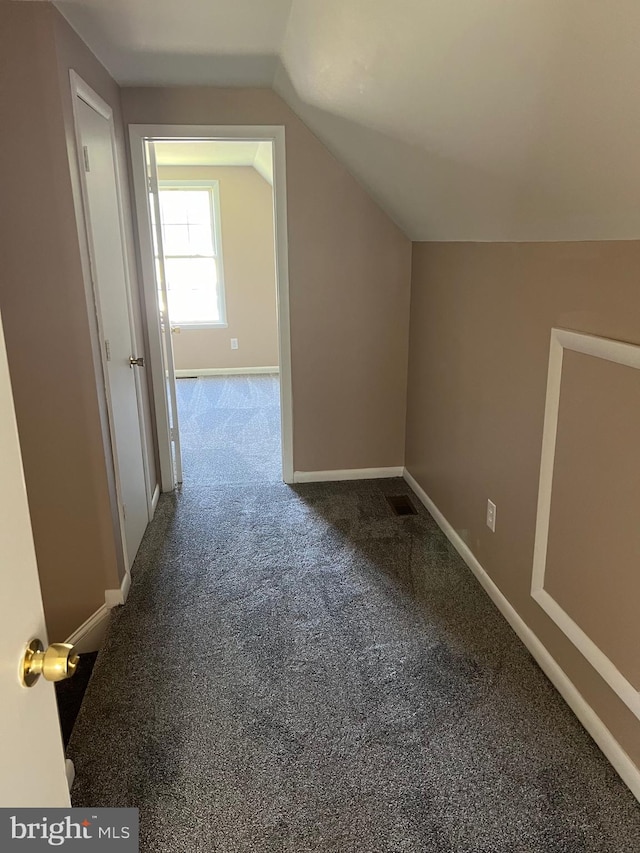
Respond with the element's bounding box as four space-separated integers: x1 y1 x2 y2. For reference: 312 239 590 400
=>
52 0 294 85
53 0 640 240
154 141 274 185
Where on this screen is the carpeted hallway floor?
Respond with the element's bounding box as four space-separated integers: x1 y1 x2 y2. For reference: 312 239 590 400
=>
175 374 282 485
68 376 640 851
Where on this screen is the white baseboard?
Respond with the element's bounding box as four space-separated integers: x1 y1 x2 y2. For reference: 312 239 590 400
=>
293 466 405 484
403 468 640 803
151 482 160 515
175 366 279 377
104 571 131 609
65 571 132 654
65 604 110 654
121 570 131 602
65 760 75 792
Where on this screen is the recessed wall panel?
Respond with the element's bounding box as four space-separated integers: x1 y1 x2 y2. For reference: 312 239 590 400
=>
544 349 640 690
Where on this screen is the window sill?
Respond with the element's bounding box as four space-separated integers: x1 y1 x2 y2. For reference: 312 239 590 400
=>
172 323 228 331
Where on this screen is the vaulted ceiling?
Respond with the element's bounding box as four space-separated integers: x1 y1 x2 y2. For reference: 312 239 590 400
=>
154 141 274 185
54 0 640 241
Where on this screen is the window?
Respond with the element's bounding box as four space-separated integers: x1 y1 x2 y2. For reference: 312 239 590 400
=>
156 183 226 326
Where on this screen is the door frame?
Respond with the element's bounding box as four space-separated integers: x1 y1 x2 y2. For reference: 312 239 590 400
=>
68 71 155 575
129 124 294 486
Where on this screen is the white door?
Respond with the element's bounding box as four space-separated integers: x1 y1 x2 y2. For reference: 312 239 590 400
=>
74 92 149 568
0 309 70 807
146 141 183 485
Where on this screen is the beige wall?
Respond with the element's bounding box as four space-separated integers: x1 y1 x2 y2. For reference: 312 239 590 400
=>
158 165 278 371
405 240 640 768
122 87 412 473
0 2 154 639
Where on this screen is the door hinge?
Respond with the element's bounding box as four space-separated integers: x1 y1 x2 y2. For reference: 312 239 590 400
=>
170 427 177 442
104 339 111 362
82 145 90 172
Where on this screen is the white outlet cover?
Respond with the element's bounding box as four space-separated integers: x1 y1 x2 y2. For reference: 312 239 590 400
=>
486 499 497 532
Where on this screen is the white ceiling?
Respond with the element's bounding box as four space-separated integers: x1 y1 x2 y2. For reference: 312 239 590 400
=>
53 0 640 241
53 0 294 85
154 141 273 185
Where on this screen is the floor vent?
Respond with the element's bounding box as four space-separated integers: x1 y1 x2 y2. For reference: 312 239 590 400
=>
386 494 418 516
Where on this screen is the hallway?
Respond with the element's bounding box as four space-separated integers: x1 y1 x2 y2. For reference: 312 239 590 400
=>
67 384 640 850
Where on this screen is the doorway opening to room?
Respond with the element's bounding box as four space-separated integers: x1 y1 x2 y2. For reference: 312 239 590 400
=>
129 127 293 491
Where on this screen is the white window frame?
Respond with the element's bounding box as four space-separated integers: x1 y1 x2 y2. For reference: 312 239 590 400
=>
157 179 227 329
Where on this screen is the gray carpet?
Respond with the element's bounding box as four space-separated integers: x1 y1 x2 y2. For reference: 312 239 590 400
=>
68 377 640 851
175 374 281 484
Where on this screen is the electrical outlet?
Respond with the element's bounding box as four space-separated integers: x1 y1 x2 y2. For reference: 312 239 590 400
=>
486 499 497 532
230 338 239 350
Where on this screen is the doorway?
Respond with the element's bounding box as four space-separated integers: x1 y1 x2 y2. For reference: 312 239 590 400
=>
129 126 293 488
154 140 281 484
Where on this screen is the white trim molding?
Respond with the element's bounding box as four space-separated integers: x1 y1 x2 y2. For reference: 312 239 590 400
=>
129 124 294 485
151 483 160 515
175 367 279 377
65 572 132 654
403 468 640 802
293 467 404 483
65 604 109 655
532 328 640 720
104 572 132 609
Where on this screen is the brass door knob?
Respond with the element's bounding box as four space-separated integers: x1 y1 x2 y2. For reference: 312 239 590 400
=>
129 356 144 368
22 639 79 687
